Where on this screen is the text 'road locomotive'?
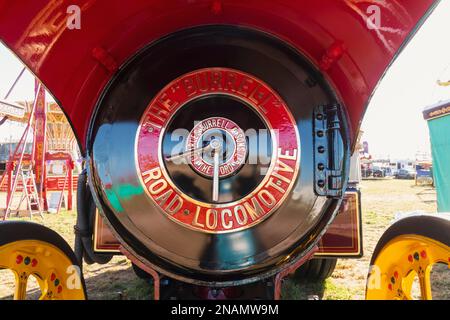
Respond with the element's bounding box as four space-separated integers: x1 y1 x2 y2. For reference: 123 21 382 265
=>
0 0 446 300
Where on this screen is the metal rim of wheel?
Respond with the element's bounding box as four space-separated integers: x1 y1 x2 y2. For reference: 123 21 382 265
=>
0 240 86 300
366 234 450 300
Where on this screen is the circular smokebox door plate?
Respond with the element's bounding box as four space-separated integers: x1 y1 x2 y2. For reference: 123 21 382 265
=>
135 68 300 233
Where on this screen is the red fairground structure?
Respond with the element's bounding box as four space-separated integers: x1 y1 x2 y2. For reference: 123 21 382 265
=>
0 77 78 218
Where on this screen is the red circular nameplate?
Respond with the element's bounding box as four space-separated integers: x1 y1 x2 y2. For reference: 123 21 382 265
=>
136 68 300 233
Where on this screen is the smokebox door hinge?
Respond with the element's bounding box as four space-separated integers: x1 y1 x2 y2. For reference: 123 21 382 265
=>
313 104 345 198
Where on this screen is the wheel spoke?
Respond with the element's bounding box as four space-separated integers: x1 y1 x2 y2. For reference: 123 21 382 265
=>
36 277 51 300
13 271 28 300
401 271 416 300
419 266 432 300
38 288 51 300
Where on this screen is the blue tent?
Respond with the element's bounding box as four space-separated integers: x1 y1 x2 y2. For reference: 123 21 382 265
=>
423 99 450 212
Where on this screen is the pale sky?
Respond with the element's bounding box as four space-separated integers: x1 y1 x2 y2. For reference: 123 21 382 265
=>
361 0 450 160
0 2 449 157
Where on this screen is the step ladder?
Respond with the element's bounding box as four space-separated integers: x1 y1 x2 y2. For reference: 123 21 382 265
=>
4 163 44 220
16 165 44 219
2 82 43 220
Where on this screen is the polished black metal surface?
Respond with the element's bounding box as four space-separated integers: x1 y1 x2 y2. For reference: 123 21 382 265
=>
87 26 350 285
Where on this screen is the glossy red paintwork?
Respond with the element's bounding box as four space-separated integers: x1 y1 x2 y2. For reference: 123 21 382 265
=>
0 0 436 151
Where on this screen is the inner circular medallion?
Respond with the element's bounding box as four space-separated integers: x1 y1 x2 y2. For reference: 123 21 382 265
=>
186 117 247 179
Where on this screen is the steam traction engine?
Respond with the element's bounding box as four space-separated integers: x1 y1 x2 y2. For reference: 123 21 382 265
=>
0 0 444 300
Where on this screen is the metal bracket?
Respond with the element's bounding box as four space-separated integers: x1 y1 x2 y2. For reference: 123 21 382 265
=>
313 104 345 198
274 246 318 300
120 246 160 300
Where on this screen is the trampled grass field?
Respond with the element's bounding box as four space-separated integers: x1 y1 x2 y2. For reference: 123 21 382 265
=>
0 179 448 300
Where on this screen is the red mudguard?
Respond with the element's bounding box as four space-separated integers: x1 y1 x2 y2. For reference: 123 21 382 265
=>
0 0 437 151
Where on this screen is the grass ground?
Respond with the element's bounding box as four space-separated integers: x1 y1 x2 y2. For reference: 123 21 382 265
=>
0 179 448 300
285 179 446 300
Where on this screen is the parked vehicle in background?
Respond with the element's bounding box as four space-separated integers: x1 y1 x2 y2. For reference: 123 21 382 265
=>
361 167 373 178
395 168 416 179
415 168 433 185
415 162 433 185
362 165 392 178
383 167 394 177
372 166 385 178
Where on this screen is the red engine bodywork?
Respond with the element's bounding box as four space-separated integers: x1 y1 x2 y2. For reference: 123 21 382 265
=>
0 0 437 152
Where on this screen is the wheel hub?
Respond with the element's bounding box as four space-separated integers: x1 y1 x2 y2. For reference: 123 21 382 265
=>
186 117 247 179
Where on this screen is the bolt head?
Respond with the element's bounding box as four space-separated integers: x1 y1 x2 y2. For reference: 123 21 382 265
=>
210 139 220 149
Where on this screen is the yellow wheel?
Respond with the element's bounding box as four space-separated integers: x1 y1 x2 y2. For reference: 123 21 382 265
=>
0 221 86 300
366 215 450 300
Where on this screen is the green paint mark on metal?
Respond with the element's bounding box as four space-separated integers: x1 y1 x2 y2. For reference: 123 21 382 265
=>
105 184 144 213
